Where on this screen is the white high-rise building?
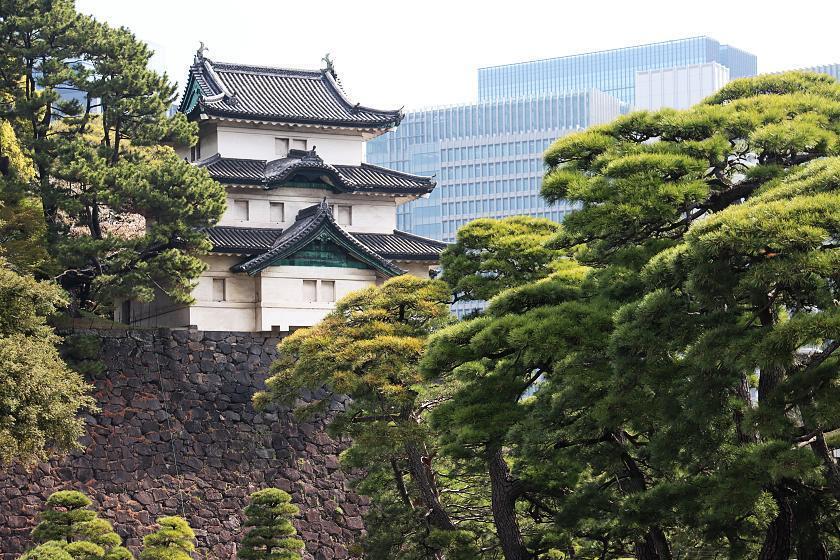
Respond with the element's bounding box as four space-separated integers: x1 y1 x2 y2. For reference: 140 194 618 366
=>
634 62 731 111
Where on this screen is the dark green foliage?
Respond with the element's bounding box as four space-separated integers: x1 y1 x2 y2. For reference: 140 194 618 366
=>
534 71 840 557
255 71 840 559
62 334 105 377
139 517 195 560
30 490 132 560
0 0 225 314
439 216 562 302
238 488 303 560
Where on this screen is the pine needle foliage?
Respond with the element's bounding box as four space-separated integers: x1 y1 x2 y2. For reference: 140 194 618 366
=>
139 517 195 560
30 490 132 560
238 488 303 560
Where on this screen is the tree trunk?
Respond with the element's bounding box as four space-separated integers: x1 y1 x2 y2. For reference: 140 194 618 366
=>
404 441 456 531
794 496 828 560
734 373 757 444
758 491 793 560
486 446 528 560
616 438 673 560
809 430 840 501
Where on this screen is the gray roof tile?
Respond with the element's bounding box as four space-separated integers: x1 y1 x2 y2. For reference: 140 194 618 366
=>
204 224 446 263
181 57 402 129
196 150 434 195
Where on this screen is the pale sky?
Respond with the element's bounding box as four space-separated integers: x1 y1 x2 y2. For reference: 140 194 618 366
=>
76 0 840 111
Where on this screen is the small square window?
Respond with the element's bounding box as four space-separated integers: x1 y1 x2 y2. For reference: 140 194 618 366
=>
270 202 285 222
321 280 335 303
231 200 249 221
212 278 226 302
275 138 289 156
302 280 317 302
337 205 352 225
290 138 307 151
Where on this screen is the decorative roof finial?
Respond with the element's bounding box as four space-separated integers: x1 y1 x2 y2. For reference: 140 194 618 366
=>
196 41 208 62
321 53 336 79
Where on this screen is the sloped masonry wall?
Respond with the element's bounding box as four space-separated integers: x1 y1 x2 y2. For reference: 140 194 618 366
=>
0 328 365 560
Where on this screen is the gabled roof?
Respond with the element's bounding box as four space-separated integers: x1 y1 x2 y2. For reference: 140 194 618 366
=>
195 150 435 195
178 55 402 130
206 225 447 261
231 201 405 277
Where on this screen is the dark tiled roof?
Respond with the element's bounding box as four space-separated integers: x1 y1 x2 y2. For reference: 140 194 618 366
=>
196 151 434 195
205 225 447 262
351 231 447 260
179 56 402 129
232 201 405 277
206 226 282 254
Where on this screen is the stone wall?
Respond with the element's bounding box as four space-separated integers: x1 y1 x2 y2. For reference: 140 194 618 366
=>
0 328 365 559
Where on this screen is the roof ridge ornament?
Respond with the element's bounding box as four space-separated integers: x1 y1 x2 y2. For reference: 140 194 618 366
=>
321 53 337 79
196 41 208 63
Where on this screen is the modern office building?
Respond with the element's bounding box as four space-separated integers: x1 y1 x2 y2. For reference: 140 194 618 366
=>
634 62 730 111
477 36 756 107
798 63 840 81
367 90 622 241
369 36 757 244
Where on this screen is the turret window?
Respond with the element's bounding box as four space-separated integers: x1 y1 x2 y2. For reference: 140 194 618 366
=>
329 204 352 225
212 278 226 302
275 138 289 156
275 137 307 157
231 199 249 221
270 202 285 223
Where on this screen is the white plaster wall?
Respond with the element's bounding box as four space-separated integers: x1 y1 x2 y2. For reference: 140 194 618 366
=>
173 264 381 332
213 125 365 164
190 305 257 332
256 266 377 331
397 262 436 278
219 188 397 233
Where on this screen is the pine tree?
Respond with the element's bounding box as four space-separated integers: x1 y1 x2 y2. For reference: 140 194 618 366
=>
255 276 483 559
139 517 195 560
19 541 75 560
420 71 840 559
537 71 840 558
30 490 132 560
238 488 304 560
0 121 95 465
0 0 225 314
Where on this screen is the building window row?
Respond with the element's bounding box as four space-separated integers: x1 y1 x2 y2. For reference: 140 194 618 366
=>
441 159 545 181
441 139 553 162
442 176 542 199
302 279 335 303
229 200 350 225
